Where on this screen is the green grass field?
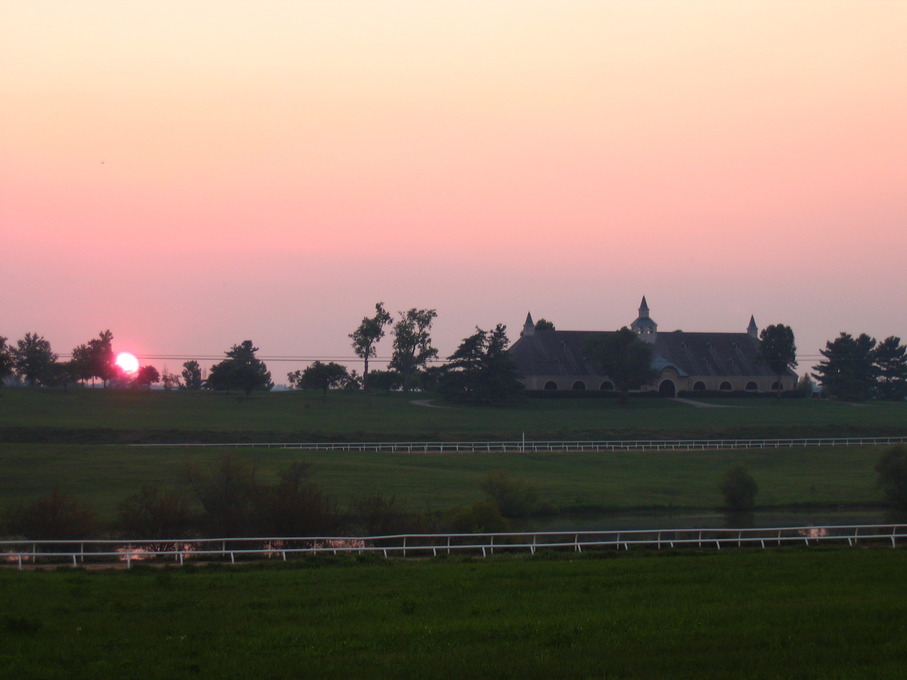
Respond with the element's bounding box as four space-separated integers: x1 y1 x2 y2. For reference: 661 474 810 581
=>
0 442 890 522
2 549 906 679
1 388 903 522
2 387 906 442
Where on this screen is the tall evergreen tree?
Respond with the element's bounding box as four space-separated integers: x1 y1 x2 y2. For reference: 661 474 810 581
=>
758 324 797 394
0 336 13 385
812 332 878 401
440 324 523 404
873 336 907 401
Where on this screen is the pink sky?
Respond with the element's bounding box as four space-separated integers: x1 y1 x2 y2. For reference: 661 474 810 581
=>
2 1 905 380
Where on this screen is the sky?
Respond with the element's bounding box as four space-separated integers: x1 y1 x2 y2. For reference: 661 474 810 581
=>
2 1 905 380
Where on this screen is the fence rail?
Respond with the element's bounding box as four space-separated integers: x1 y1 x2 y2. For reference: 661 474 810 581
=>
4 524 905 570
129 436 907 453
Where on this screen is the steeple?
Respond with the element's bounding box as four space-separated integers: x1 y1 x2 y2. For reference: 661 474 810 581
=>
522 312 535 337
747 315 758 338
630 296 657 343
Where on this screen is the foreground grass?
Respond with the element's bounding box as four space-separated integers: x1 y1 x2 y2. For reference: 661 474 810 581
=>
2 549 906 679
2 388 907 442
0 443 888 521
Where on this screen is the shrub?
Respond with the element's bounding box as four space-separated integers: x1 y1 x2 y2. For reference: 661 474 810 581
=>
481 469 539 518
446 501 510 533
117 485 194 539
720 464 758 513
5 490 97 539
876 445 907 512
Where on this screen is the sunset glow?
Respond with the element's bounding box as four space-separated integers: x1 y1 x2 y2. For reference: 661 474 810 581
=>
2 1 905 374
115 352 139 375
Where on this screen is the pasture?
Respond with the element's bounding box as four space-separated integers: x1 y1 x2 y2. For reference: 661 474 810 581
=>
0 441 890 522
2 387 907 442
1 388 904 522
2 549 906 679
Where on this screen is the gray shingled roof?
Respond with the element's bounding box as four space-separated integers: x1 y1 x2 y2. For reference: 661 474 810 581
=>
509 329 794 378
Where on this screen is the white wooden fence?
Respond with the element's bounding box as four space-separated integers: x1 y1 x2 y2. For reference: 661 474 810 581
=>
128 436 907 453
3 524 905 570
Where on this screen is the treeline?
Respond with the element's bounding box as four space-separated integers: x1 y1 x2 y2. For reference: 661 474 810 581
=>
812 333 907 401
0 458 546 540
0 303 524 404
3 308 906 403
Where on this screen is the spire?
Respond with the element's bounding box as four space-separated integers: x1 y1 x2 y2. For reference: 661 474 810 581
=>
522 312 535 337
747 315 758 338
639 296 649 317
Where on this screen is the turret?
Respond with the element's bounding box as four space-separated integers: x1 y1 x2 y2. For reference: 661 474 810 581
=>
630 296 657 344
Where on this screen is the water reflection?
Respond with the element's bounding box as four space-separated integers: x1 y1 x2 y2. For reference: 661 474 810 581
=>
519 509 887 532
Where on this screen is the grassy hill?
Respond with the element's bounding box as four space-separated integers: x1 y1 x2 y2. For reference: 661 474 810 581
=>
2 387 906 442
1 388 903 522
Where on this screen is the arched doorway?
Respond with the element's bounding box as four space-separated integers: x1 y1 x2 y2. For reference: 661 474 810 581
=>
659 380 676 398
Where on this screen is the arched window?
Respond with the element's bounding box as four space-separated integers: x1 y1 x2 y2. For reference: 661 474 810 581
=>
659 380 676 398
693 381 706 391
745 381 758 391
719 381 732 391
600 381 614 391
544 381 558 391
572 381 586 391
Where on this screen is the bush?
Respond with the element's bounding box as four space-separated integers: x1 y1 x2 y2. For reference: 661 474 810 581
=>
5 490 97 539
720 465 758 512
446 501 510 533
876 445 907 513
481 469 539 518
117 485 194 539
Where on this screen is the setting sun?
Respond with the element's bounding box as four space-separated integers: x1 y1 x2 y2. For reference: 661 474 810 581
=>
115 352 139 375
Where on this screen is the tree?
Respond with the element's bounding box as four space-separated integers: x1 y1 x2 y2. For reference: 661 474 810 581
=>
390 308 438 390
181 360 204 390
289 361 350 397
45 360 80 393
5 490 97 539
758 324 797 394
873 336 907 401
439 324 524 404
583 328 656 402
205 340 273 395
534 318 556 331
350 302 392 389
812 333 878 401
12 332 57 386
117 485 194 539
254 462 338 536
132 365 160 389
720 464 758 513
480 469 539 518
366 369 402 393
876 445 907 514
160 370 181 390
186 454 259 536
71 330 116 386
0 336 13 385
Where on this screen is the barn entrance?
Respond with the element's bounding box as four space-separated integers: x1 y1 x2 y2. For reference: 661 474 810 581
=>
659 380 676 398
